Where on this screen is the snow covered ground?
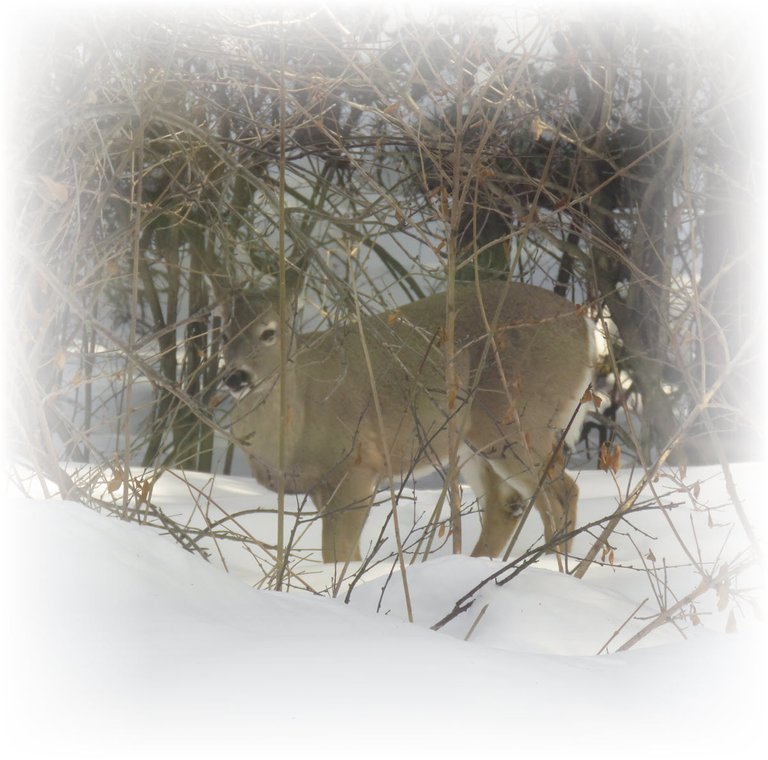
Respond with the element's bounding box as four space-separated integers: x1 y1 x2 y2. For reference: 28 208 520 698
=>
4 463 765 759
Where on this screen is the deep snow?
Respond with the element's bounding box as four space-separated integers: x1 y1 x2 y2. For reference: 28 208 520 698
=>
3 463 766 759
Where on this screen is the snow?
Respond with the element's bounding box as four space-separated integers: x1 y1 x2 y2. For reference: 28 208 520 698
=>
3 464 766 759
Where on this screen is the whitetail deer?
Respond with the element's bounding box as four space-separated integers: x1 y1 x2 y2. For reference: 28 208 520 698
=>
220 280 595 563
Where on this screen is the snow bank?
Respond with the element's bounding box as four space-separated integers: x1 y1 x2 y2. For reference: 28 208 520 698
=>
4 467 765 758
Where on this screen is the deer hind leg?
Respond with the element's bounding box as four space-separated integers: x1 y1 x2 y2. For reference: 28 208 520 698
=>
314 468 379 564
465 450 578 558
464 454 526 558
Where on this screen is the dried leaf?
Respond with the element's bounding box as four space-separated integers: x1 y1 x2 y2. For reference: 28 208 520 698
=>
39 175 70 204
692 481 701 499
387 309 402 326
106 469 124 493
646 548 656 563
54 347 67 371
502 403 517 425
477 165 496 181
580 388 602 412
531 117 547 140
598 442 621 474
690 610 701 626
438 523 446 539
726 609 738 634
138 480 151 505
608 548 616 566
105 259 121 277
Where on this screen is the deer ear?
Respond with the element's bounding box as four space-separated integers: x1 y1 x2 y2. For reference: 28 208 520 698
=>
207 273 232 305
284 264 305 301
274 264 304 315
255 264 303 297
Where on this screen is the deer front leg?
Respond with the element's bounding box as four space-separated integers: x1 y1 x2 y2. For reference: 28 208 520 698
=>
537 469 578 554
314 468 379 563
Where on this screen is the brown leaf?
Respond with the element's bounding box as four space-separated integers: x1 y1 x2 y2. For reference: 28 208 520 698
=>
726 609 738 634
438 523 446 538
646 548 657 563
692 481 701 499
105 259 121 277
502 403 517 425
106 469 124 493
598 442 621 474
690 610 701 626
138 480 151 505
580 388 602 411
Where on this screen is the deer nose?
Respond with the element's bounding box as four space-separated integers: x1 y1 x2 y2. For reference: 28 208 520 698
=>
224 369 251 392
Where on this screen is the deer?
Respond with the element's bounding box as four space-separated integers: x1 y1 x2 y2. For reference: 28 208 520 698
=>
218 278 596 564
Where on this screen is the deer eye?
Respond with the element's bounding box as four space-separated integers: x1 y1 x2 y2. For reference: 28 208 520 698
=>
260 328 277 345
